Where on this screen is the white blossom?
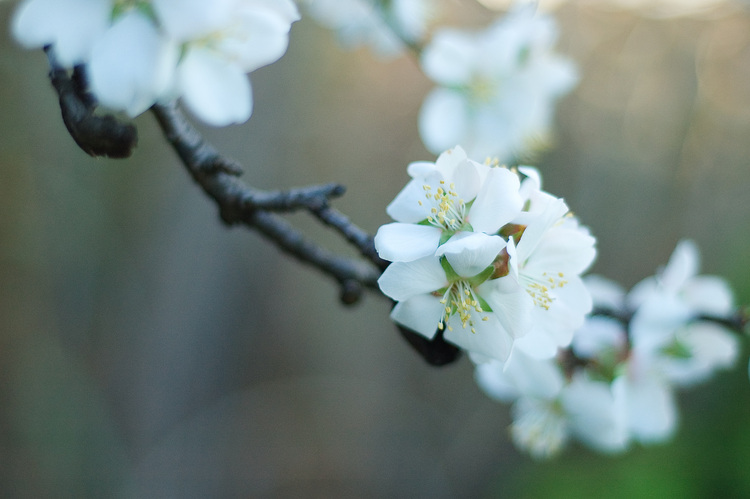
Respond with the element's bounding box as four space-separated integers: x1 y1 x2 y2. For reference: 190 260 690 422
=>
378 233 527 362
612 367 678 444
374 146 523 263
88 10 178 117
377 147 596 363
11 0 299 126
584 241 738 445
504 171 596 358
154 0 300 126
11 0 112 66
477 351 628 458
305 0 431 58
627 240 738 388
418 6 577 162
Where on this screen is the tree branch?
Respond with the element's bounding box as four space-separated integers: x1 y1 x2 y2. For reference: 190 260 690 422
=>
150 102 384 304
45 47 138 158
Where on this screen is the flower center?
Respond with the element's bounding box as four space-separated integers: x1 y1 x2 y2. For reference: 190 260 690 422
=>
468 76 497 105
522 271 567 310
437 280 489 334
421 180 467 232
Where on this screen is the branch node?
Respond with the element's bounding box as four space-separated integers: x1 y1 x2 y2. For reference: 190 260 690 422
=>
205 156 243 176
339 279 363 305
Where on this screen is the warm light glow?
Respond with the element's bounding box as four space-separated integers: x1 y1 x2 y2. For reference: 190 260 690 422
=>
476 0 737 17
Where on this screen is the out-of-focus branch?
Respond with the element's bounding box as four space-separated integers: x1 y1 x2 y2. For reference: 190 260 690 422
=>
45 47 138 158
44 51 460 364
151 102 386 304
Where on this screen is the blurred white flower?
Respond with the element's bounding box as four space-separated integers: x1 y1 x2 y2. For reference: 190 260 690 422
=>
12 0 299 126
591 240 737 445
477 351 628 458
11 0 112 66
88 10 178 117
305 0 431 58
153 0 300 125
419 6 577 162
612 366 678 444
627 240 738 387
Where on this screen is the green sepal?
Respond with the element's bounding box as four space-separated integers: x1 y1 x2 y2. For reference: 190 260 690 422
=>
476 294 493 313
660 339 692 360
440 257 460 282
467 264 495 287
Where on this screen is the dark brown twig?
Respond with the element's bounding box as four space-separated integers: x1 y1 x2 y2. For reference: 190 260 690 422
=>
150 102 383 303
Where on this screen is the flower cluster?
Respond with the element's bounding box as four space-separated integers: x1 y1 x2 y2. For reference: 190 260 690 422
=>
419 6 578 163
12 0 300 126
476 240 739 458
304 0 431 59
375 146 597 363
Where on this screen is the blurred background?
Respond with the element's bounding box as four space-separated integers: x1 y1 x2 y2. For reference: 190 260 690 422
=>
2 0 750 497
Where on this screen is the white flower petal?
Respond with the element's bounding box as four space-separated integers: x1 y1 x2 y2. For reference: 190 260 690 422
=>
437 232 505 277
572 316 626 359
613 374 677 444
660 239 699 291
475 359 521 401
583 274 626 311
662 323 738 386
178 48 252 126
390 294 444 339
89 11 178 116
377 256 447 302
218 7 296 72
468 167 523 234
419 88 470 155
514 198 569 262
450 159 482 203
374 223 442 263
682 276 734 316
152 0 236 40
421 28 477 86
385 172 442 223
444 313 514 362
12 0 111 66
433 145 468 177
484 349 563 400
481 276 533 340
406 160 439 178
562 376 628 453
510 397 569 459
248 0 301 23
523 224 596 276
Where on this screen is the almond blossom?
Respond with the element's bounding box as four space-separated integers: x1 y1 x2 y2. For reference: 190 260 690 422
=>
153 0 300 126
304 0 431 59
378 233 528 362
11 0 112 67
374 146 523 263
476 351 628 458
11 0 300 126
376 147 596 363
418 6 577 162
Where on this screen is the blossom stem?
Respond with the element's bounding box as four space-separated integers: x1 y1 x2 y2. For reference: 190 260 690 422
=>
696 310 750 335
372 0 424 55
